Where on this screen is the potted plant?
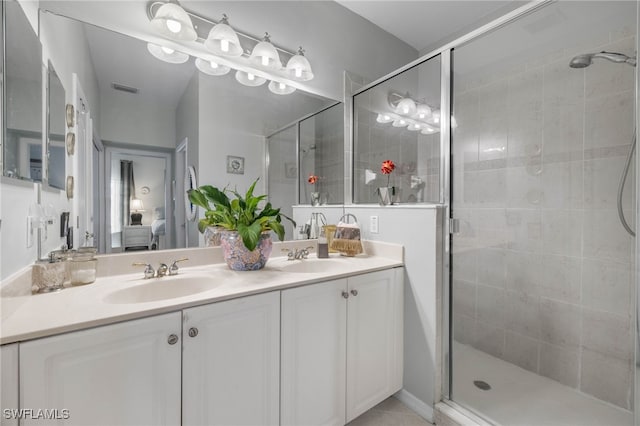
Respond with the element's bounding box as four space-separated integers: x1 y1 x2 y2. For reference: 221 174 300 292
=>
377 159 396 205
188 179 295 271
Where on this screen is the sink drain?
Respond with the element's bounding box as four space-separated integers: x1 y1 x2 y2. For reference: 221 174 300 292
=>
473 380 491 391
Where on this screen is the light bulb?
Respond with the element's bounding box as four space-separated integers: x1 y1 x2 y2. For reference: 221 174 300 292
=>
209 61 219 69
383 115 390 121
403 107 410 114
419 113 426 119
279 82 286 90
248 73 255 81
400 119 406 125
295 68 302 78
166 19 182 34
261 56 269 66
221 39 229 53
161 46 175 54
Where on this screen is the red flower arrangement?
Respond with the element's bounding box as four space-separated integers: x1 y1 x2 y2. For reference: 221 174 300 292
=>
308 174 318 184
380 160 395 186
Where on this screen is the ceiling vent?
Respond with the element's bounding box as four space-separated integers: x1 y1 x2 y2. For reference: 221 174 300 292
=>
111 83 139 94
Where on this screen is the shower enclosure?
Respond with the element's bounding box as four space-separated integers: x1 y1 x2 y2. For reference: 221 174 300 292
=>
447 1 637 424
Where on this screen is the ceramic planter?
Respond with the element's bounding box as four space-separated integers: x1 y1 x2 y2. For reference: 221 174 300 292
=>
219 231 273 271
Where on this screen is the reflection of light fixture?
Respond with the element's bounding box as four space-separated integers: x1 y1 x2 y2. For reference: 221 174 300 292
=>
235 70 266 87
376 113 395 124
286 47 314 81
365 169 377 184
130 199 145 225
147 43 189 64
395 97 417 116
150 2 197 41
204 14 243 57
392 118 409 127
421 125 437 134
268 80 296 95
432 110 441 124
250 33 282 70
414 104 432 120
195 57 231 76
407 121 422 131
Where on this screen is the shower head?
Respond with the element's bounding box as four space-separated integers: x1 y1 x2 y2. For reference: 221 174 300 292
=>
569 51 636 68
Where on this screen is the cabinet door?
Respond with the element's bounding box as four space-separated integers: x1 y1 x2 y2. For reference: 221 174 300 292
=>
1 344 19 426
281 279 347 426
20 312 182 426
346 268 404 422
182 292 280 426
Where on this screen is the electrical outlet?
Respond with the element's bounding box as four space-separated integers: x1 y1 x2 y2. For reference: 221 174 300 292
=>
370 215 379 234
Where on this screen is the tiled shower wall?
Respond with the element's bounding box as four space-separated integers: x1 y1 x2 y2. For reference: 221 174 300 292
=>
452 32 636 410
299 103 344 204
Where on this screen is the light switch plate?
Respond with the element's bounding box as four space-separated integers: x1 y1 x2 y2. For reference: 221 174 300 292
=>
370 215 379 234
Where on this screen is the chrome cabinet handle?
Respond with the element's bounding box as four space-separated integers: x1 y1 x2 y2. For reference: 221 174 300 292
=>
188 327 199 338
167 334 179 345
342 291 349 299
351 289 358 296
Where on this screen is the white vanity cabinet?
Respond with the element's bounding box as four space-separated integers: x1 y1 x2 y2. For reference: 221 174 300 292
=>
281 268 404 425
1 343 19 426
19 312 182 426
182 292 280 426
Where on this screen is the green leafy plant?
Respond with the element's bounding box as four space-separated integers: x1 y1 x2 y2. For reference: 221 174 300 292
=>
188 178 295 251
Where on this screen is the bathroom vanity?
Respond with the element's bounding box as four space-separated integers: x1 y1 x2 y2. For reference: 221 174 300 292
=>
0 242 403 426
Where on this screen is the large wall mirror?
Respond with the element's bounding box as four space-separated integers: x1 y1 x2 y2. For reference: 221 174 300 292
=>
3 0 43 182
38 10 343 254
46 62 66 190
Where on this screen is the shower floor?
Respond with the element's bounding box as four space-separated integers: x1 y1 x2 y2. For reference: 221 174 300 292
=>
452 342 633 425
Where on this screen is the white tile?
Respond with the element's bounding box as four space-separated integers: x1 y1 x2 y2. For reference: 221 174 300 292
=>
476 284 505 327
474 321 505 359
505 290 540 339
583 209 634 263
476 248 507 288
584 90 634 151
538 255 581 304
585 37 635 99
539 342 579 388
506 167 543 208
453 279 476 318
581 349 633 410
542 209 582 257
505 209 542 253
539 298 581 348
541 161 583 209
582 258 632 314
504 332 539 373
584 156 634 210
581 308 633 361
506 251 541 293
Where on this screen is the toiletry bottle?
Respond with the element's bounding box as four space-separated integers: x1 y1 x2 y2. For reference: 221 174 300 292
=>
317 227 329 258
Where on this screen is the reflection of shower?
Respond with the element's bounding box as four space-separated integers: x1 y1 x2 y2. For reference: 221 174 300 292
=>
569 51 636 236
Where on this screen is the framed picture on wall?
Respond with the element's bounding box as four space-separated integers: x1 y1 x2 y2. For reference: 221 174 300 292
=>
226 156 245 175
285 162 297 179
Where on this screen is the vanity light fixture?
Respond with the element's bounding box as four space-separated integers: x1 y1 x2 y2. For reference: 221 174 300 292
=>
421 125 437 134
235 70 266 87
395 97 417 116
204 14 243 57
268 80 296 95
147 42 189 64
195 57 231 76
414 104 432 120
147 2 315 95
150 2 197 41
376 113 395 124
392 118 409 127
286 47 314 81
250 33 282 70
407 121 423 131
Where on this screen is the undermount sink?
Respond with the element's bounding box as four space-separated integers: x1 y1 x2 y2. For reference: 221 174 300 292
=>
275 259 345 273
105 275 218 304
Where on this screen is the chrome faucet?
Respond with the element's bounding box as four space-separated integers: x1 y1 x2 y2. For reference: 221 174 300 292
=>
132 258 189 279
282 247 314 260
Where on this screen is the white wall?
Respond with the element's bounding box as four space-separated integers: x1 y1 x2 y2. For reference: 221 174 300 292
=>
99 88 175 148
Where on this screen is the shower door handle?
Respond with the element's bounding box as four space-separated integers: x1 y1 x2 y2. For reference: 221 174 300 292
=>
449 218 460 234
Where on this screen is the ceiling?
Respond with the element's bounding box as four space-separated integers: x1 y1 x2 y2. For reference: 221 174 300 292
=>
336 0 528 53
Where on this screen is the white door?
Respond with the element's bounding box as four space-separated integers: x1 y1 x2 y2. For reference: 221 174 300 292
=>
281 279 348 426
1 343 19 426
182 292 280 426
346 268 404 422
20 312 182 426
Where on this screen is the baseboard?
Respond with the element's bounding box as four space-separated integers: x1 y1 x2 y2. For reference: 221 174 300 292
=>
394 389 434 423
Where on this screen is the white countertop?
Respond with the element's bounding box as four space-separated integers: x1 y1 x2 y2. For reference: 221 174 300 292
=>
1 241 403 345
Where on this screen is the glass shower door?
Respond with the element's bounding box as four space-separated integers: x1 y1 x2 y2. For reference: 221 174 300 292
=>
449 2 636 424
267 125 297 240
